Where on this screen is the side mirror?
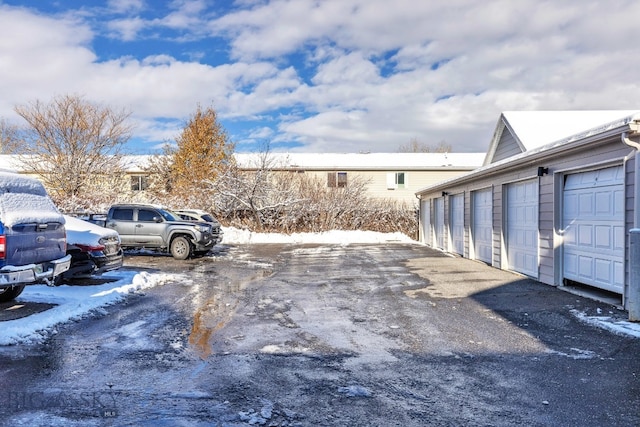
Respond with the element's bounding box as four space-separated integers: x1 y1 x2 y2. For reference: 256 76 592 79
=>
153 216 163 223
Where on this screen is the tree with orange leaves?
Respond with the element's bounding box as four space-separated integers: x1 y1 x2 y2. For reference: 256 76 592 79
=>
170 104 234 192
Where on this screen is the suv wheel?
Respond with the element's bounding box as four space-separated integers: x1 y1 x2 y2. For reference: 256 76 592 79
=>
0 285 26 303
170 236 191 260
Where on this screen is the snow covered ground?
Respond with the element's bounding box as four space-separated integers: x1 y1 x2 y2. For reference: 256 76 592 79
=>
1 227 639 345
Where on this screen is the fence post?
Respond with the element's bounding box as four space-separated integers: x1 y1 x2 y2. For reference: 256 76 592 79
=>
629 229 640 321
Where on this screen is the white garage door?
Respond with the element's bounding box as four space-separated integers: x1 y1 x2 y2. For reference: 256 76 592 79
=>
472 188 493 263
450 194 464 255
562 166 624 294
434 197 445 250
506 180 539 278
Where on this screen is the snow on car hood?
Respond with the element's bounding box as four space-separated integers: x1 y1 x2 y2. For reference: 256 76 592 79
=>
64 215 119 246
0 172 64 226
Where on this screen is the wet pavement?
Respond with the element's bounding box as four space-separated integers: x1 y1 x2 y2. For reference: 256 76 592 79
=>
0 243 638 426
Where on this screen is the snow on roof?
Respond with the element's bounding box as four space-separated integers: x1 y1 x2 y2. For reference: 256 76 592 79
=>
418 111 640 195
234 152 485 170
502 110 640 151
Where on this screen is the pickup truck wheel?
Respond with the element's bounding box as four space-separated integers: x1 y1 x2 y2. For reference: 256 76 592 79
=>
0 285 26 302
170 236 192 260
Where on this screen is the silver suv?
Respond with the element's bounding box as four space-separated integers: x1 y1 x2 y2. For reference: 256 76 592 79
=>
103 204 218 259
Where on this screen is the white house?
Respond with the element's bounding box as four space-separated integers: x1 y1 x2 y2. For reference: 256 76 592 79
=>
234 152 485 205
416 110 640 317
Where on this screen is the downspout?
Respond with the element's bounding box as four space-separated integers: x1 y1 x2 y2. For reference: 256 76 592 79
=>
622 124 640 227
622 121 640 320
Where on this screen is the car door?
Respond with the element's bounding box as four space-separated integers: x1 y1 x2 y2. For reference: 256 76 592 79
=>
106 207 136 246
134 208 165 247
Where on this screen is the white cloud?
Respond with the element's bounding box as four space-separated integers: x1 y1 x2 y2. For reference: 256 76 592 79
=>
107 0 146 14
1 1 640 153
107 16 147 41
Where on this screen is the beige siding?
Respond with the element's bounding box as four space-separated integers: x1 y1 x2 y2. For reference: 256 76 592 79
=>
303 169 473 204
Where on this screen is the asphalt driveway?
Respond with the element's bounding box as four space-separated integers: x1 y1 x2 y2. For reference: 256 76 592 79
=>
0 243 638 426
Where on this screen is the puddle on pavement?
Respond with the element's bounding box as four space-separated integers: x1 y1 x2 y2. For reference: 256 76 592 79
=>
188 296 238 359
0 302 57 321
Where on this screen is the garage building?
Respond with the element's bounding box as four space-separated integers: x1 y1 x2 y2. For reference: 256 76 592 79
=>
416 111 640 313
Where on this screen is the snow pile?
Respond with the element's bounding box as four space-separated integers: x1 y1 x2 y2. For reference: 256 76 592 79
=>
221 227 417 245
571 309 640 338
0 270 181 345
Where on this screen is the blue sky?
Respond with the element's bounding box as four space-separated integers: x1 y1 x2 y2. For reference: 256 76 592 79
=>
1 0 640 154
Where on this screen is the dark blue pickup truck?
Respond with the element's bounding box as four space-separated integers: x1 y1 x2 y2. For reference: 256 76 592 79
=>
0 171 71 302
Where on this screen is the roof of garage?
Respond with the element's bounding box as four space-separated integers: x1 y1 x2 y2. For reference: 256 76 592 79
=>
484 110 640 166
417 110 640 195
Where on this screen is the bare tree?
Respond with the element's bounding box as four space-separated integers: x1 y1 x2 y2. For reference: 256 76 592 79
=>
212 149 305 230
398 138 451 153
0 118 22 154
14 94 133 202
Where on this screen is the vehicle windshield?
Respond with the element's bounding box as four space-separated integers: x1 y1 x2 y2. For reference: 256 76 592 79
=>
158 208 180 222
200 214 216 222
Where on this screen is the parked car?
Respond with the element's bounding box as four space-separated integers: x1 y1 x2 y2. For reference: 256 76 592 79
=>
174 209 224 243
98 204 219 260
61 215 123 281
0 171 71 302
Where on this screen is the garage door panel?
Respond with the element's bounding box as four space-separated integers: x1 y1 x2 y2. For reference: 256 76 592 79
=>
435 197 445 250
614 190 624 215
577 224 592 246
563 165 624 294
614 226 625 251
578 256 593 279
565 253 577 276
507 180 538 278
578 193 592 215
451 194 464 255
472 188 492 264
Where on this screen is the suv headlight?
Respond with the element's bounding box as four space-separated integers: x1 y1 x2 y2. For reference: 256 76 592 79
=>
193 224 212 233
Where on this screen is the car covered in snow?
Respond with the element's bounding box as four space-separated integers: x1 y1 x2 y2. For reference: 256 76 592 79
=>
0 171 71 302
174 209 223 244
61 215 123 281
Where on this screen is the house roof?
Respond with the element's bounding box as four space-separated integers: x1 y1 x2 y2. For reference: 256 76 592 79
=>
234 152 485 171
0 152 485 174
484 110 640 165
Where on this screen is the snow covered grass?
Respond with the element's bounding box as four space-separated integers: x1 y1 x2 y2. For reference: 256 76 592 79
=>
220 226 418 245
571 309 640 339
0 270 180 345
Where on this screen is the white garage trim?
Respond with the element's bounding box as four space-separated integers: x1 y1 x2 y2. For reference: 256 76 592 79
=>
562 165 625 294
472 188 493 263
450 193 464 255
506 180 539 278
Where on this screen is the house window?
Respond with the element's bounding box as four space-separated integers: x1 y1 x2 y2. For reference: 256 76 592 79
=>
328 172 348 188
130 175 148 191
387 172 407 189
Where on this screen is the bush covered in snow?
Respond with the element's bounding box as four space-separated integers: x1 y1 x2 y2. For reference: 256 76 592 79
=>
52 155 419 240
